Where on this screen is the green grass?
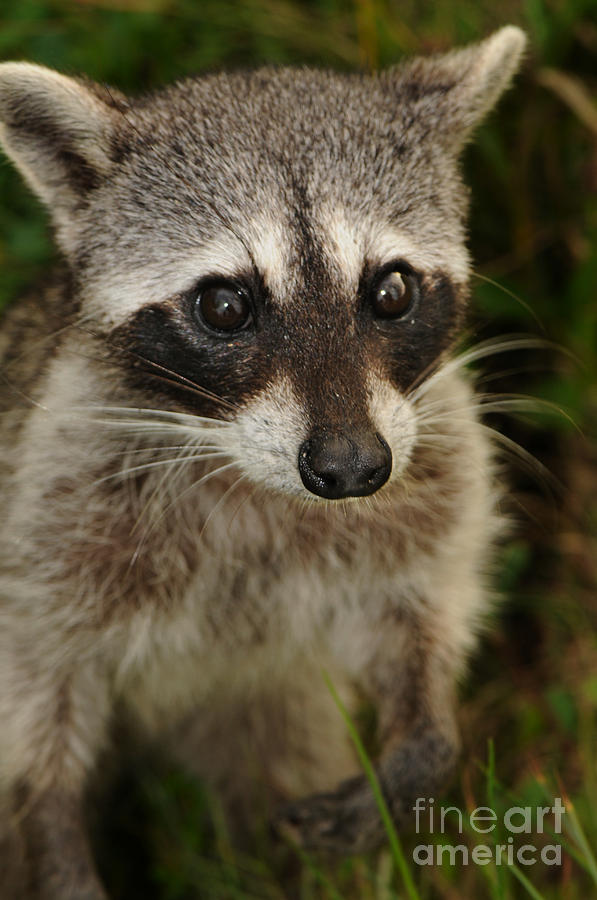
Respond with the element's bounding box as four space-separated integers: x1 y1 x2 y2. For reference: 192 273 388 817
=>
1 0 596 897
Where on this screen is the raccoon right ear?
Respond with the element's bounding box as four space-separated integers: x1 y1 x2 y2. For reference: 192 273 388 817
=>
0 62 125 220
391 26 527 151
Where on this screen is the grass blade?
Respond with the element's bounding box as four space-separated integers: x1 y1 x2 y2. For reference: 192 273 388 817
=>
508 863 549 900
324 672 420 900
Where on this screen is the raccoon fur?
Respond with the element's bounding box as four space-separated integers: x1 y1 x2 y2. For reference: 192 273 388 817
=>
0 27 526 899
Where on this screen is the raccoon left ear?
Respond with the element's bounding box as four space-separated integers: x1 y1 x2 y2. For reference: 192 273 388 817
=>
0 63 126 223
393 26 527 150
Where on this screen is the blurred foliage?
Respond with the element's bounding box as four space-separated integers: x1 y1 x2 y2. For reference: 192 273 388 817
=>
1 0 596 897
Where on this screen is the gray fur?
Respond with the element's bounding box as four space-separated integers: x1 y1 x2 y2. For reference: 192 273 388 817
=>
0 27 525 897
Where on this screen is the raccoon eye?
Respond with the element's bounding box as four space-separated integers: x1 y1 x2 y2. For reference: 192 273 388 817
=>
371 270 417 319
195 282 252 333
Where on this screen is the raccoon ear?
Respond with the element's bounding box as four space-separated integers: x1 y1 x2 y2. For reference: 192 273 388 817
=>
0 62 125 217
396 26 527 150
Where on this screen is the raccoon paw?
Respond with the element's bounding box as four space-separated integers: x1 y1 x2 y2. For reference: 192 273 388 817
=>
273 773 386 855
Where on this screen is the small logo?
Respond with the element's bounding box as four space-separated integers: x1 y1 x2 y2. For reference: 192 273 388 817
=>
412 797 566 866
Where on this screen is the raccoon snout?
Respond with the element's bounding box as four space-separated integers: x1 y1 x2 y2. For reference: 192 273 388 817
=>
298 431 392 500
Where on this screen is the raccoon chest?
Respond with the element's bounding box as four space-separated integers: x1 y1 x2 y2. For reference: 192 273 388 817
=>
115 557 347 729
104 476 401 724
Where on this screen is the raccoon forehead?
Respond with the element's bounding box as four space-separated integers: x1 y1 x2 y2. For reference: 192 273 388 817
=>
80 238 245 327
81 200 467 328
315 205 471 290
79 214 291 327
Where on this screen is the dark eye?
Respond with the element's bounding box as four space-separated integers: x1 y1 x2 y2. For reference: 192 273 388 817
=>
195 282 252 332
371 270 417 319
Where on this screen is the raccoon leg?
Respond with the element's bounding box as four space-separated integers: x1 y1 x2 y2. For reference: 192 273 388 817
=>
3 788 108 900
0 664 111 899
168 666 360 842
274 609 460 855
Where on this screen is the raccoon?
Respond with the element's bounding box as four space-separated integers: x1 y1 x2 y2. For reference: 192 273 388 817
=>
0 27 526 899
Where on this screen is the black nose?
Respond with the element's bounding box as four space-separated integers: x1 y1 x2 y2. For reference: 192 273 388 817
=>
298 431 392 500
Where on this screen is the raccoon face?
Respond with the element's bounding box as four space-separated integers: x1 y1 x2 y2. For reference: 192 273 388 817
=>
109 213 465 501
0 28 525 501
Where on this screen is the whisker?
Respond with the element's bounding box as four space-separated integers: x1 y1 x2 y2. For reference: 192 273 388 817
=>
225 482 260 531
110 444 224 457
198 472 250 542
78 405 231 427
472 272 546 330
128 367 238 412
134 436 210 530
72 320 239 412
0 310 102 411
413 435 465 447
129 460 240 563
93 452 229 486
409 336 567 403
415 417 560 495
476 422 561 489
413 395 577 439
3 310 97 369
73 408 231 441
